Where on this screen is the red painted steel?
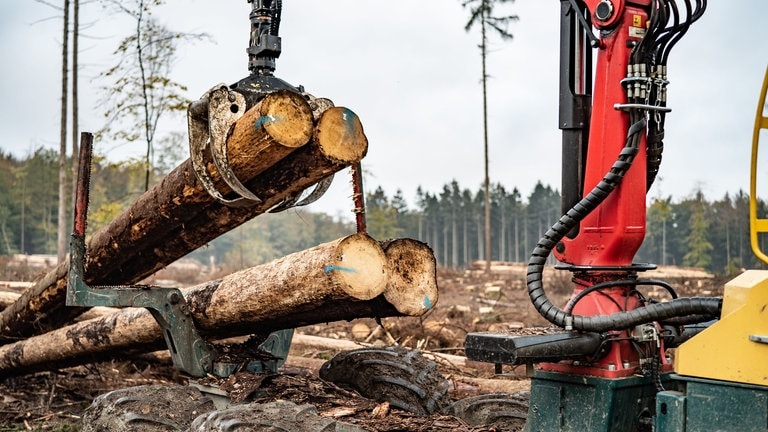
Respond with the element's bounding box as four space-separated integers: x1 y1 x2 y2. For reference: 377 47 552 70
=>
550 2 659 377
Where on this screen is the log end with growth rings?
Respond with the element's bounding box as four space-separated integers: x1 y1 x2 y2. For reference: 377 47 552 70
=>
255 89 315 148
382 238 439 316
327 233 389 301
315 107 368 163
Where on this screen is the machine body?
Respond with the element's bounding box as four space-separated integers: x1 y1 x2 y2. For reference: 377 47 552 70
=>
462 1 768 430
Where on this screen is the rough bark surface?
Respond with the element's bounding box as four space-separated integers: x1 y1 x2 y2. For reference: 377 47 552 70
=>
189 233 389 334
0 234 435 377
100 107 368 284
88 89 313 283
0 99 364 343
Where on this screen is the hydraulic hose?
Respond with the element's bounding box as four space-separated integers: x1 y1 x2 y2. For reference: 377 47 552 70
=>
527 116 722 332
527 0 719 332
271 0 282 36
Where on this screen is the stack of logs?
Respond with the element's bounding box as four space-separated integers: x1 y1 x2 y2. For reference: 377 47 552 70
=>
0 91 438 377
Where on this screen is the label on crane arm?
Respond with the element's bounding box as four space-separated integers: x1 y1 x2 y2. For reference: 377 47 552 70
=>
629 26 646 39
629 14 646 39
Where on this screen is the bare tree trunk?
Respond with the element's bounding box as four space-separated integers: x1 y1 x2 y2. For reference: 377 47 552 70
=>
19 175 25 254
443 225 448 268
476 214 483 261
463 215 468 268
500 200 506 262
481 14 492 276
0 98 365 342
514 213 519 263
70 0 80 223
56 0 70 264
451 209 458 268
0 234 437 377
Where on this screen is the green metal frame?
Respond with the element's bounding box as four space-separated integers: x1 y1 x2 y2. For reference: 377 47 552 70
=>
656 375 768 432
67 232 214 377
66 132 294 379
525 369 673 432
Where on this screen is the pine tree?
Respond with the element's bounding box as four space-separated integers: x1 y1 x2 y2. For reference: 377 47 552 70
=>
461 0 518 274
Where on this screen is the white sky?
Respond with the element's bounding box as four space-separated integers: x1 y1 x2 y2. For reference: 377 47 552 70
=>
1 1 766 220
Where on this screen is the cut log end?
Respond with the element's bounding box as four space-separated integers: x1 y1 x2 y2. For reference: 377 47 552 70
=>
383 238 439 316
329 233 389 301
257 90 315 148
315 107 368 163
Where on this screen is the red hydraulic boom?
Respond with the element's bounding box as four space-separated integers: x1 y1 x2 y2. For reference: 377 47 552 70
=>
466 0 719 379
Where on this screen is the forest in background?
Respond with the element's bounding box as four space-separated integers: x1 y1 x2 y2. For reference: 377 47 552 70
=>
3 149 767 276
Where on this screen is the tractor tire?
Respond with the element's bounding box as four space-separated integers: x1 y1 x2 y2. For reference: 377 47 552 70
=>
444 392 529 429
189 400 370 432
319 346 451 415
81 384 216 432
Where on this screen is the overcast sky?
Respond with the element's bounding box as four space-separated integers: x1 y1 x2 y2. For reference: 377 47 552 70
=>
1 1 766 219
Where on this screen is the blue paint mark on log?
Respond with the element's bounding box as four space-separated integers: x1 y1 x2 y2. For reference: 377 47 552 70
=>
324 265 357 274
341 108 356 133
424 296 433 309
254 115 278 129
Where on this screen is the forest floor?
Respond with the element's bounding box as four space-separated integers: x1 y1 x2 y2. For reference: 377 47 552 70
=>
0 260 724 431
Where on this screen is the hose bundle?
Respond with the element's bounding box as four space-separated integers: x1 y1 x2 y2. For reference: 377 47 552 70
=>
527 0 720 332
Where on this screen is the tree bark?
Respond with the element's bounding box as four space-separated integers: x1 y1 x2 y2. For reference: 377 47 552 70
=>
1 238 435 320
71 0 80 229
0 96 368 343
56 0 70 264
0 233 436 377
87 89 315 279
98 107 368 284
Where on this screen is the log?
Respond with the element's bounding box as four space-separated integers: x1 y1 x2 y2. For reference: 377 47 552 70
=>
0 281 34 291
0 233 438 377
188 232 389 332
0 291 114 322
0 291 20 311
99 107 368 284
382 239 438 316
89 89 314 282
0 101 365 342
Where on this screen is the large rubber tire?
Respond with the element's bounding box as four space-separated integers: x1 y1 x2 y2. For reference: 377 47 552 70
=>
444 392 529 429
81 384 216 432
189 400 369 432
319 346 451 415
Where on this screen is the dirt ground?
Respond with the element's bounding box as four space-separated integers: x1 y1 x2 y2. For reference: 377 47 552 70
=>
0 261 723 431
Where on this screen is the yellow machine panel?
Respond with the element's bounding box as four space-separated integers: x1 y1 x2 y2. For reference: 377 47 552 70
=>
675 270 768 386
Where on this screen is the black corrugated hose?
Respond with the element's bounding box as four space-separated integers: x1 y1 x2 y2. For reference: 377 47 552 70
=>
526 0 720 332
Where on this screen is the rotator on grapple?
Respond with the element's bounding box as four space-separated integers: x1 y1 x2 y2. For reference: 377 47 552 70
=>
466 0 764 430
